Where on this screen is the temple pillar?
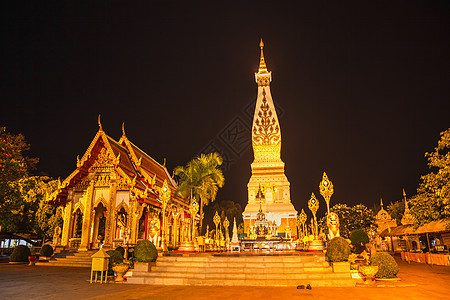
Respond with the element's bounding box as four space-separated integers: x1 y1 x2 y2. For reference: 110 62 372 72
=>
129 198 139 245
61 199 73 247
79 180 94 251
103 178 117 249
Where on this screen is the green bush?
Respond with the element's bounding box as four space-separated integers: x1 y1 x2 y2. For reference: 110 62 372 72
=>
326 237 351 262
106 250 123 275
134 240 158 263
370 252 399 278
40 244 54 257
9 245 31 262
349 229 369 246
115 246 125 258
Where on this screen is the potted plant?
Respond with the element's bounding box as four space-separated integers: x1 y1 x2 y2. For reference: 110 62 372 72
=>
112 263 129 282
349 229 369 254
9 245 31 264
133 240 158 272
326 236 351 272
39 244 54 262
106 249 124 278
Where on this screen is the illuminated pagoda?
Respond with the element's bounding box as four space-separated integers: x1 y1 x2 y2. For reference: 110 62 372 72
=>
47 119 191 251
243 40 298 237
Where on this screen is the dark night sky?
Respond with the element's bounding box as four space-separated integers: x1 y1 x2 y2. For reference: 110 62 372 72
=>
1 1 449 217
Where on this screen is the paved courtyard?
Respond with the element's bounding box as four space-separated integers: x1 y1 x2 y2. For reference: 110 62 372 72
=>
0 256 449 299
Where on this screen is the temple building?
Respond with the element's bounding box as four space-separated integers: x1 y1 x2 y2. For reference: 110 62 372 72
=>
243 41 298 237
48 121 191 251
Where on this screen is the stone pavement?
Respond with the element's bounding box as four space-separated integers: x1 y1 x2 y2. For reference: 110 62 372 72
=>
0 256 449 300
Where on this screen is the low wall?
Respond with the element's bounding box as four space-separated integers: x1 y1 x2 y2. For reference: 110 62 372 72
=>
401 251 450 266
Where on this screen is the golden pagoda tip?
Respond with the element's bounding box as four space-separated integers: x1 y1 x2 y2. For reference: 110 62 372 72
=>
122 122 126 136
260 38 264 48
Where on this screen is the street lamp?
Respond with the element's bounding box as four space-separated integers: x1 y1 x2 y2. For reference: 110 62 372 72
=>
307 192 324 251
319 172 334 214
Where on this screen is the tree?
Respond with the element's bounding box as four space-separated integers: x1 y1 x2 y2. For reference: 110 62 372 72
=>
0 175 62 240
0 127 38 209
409 128 450 227
387 200 405 226
204 200 243 237
318 203 377 238
174 152 225 232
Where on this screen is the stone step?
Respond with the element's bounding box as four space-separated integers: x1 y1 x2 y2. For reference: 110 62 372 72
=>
155 260 330 268
36 261 92 268
127 276 355 287
158 255 326 263
132 270 346 280
151 265 332 274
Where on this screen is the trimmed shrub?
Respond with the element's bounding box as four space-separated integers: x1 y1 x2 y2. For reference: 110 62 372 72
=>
40 244 54 257
9 245 31 262
349 229 369 246
106 250 123 275
370 252 399 278
326 236 351 262
134 240 158 263
115 246 125 258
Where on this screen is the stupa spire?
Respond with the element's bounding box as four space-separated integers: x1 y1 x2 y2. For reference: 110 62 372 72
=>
380 198 384 208
258 39 268 74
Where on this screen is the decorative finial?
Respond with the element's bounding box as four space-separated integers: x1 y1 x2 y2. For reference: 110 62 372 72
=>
122 122 126 137
380 198 384 208
98 114 103 131
403 188 406 199
258 38 268 74
163 158 166 167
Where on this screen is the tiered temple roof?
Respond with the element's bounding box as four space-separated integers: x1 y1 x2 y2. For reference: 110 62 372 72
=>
48 121 185 207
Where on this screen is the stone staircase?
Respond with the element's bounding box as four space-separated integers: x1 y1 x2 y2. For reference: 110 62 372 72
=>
127 253 356 287
36 249 95 267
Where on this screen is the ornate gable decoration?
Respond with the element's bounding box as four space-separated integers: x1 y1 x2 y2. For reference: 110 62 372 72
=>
89 147 116 173
252 89 281 147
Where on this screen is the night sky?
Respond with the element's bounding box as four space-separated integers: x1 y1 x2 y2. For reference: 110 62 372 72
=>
2 1 449 217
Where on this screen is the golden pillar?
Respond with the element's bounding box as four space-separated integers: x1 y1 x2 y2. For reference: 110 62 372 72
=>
80 180 94 251
213 211 220 240
129 197 139 245
61 199 73 247
104 177 117 249
159 180 171 251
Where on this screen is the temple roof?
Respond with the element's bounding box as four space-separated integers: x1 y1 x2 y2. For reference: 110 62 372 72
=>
48 124 185 207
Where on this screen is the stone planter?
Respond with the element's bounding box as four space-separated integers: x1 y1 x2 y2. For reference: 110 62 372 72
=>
28 256 36 266
134 262 156 272
359 265 379 285
332 261 350 273
112 264 129 282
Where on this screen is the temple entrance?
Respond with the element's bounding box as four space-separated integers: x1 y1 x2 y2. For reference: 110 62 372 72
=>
73 209 83 238
92 203 106 249
138 207 148 240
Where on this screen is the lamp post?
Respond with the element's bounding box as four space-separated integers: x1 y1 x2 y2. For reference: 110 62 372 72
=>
159 180 171 252
223 217 230 250
308 192 323 251
213 211 220 239
298 209 307 239
319 172 334 214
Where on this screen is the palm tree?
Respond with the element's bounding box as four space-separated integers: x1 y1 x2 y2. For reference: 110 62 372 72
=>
174 153 225 232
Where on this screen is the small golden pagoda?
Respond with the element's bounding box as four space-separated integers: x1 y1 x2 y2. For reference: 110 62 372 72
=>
243 40 298 237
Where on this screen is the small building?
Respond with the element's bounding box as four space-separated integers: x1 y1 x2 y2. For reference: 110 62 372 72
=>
48 122 190 251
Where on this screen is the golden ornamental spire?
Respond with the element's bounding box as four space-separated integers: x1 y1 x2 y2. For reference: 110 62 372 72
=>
380 198 384 208
255 39 272 86
258 39 268 74
98 114 103 131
